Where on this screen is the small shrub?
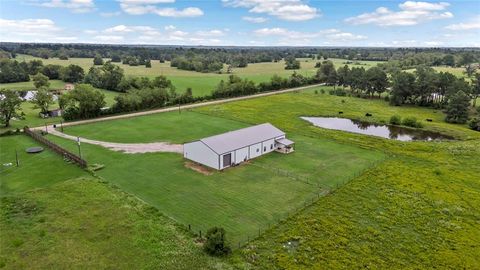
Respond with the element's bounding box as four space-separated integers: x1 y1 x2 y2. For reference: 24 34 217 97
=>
468 118 480 131
314 90 318 94
402 117 422 128
341 99 345 103
320 89 325 94
204 227 231 256
389 115 402 125
384 95 390 102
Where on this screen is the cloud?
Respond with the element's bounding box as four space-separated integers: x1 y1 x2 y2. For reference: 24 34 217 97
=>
83 29 99 34
38 0 95 13
445 16 480 31
242 16 267 23
164 25 176 30
195 29 225 37
118 0 203 17
223 0 319 21
253 27 366 44
345 1 453 26
100 11 122 17
0 18 61 38
104 24 155 33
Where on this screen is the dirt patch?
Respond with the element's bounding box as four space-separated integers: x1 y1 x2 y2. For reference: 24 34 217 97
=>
185 161 213 175
43 127 183 154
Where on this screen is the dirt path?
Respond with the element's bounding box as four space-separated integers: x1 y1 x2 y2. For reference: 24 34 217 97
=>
44 126 183 154
37 84 323 129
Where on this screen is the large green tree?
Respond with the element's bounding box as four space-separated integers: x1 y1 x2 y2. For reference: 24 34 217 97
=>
93 54 104 65
60 84 105 120
60 64 85 83
32 87 54 114
390 72 416 105
284 56 300 70
445 90 471 124
0 89 23 127
365 66 388 98
316 60 337 87
84 62 124 91
33 73 50 89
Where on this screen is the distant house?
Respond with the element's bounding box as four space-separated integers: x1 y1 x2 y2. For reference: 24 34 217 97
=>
64 83 75 91
39 109 63 118
183 123 294 170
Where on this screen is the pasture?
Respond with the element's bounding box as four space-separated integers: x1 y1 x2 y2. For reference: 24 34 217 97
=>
49 108 384 244
0 84 478 268
5 54 383 97
183 88 478 269
0 177 226 269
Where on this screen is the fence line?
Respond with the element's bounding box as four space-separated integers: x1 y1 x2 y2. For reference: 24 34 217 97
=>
24 126 87 168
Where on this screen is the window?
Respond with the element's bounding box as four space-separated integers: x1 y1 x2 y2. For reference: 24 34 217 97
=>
270 144 273 150
256 148 259 153
263 146 266 152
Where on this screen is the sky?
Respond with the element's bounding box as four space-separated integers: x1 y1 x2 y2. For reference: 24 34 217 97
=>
0 0 479 47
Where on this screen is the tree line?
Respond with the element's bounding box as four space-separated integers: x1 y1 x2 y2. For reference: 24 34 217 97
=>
2 43 479 74
0 58 85 84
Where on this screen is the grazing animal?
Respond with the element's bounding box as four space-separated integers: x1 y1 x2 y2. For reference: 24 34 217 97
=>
426 119 433 122
339 111 343 114
365 113 372 117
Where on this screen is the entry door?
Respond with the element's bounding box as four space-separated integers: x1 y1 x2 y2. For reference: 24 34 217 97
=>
223 153 232 167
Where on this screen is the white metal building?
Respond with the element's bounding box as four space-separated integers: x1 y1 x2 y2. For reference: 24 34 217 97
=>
183 123 294 170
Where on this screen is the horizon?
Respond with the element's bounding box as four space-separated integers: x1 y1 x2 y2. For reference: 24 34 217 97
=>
0 0 479 47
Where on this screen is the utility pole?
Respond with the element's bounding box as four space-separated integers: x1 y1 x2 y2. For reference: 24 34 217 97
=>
77 137 82 159
60 120 64 132
15 149 19 167
178 103 181 114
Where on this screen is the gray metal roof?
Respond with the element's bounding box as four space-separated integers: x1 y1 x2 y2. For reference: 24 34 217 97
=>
275 138 295 146
200 123 285 154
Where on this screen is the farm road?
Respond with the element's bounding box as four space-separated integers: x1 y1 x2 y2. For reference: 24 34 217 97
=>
34 84 322 154
36 84 323 129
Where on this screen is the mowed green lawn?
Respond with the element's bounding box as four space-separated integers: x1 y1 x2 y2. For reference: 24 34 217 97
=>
49 110 383 244
62 111 250 143
0 135 87 194
0 177 226 269
5 54 382 97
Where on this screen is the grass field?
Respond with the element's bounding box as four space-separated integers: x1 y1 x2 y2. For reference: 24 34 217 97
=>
0 177 227 269
3 54 382 97
1 84 479 268
0 135 87 194
48 109 383 244
180 88 479 269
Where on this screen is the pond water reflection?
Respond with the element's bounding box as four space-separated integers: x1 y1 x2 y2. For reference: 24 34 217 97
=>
301 117 453 141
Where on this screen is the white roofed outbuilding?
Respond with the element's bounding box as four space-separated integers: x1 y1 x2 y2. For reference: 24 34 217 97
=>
183 123 294 170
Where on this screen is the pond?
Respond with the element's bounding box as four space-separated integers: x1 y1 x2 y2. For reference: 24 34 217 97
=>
301 117 453 141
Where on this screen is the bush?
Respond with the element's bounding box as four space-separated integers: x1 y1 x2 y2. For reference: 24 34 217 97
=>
328 89 347 96
389 115 402 125
203 227 231 256
468 118 480 131
402 116 423 128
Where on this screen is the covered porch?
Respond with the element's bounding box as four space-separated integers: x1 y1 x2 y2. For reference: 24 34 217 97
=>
275 138 295 154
